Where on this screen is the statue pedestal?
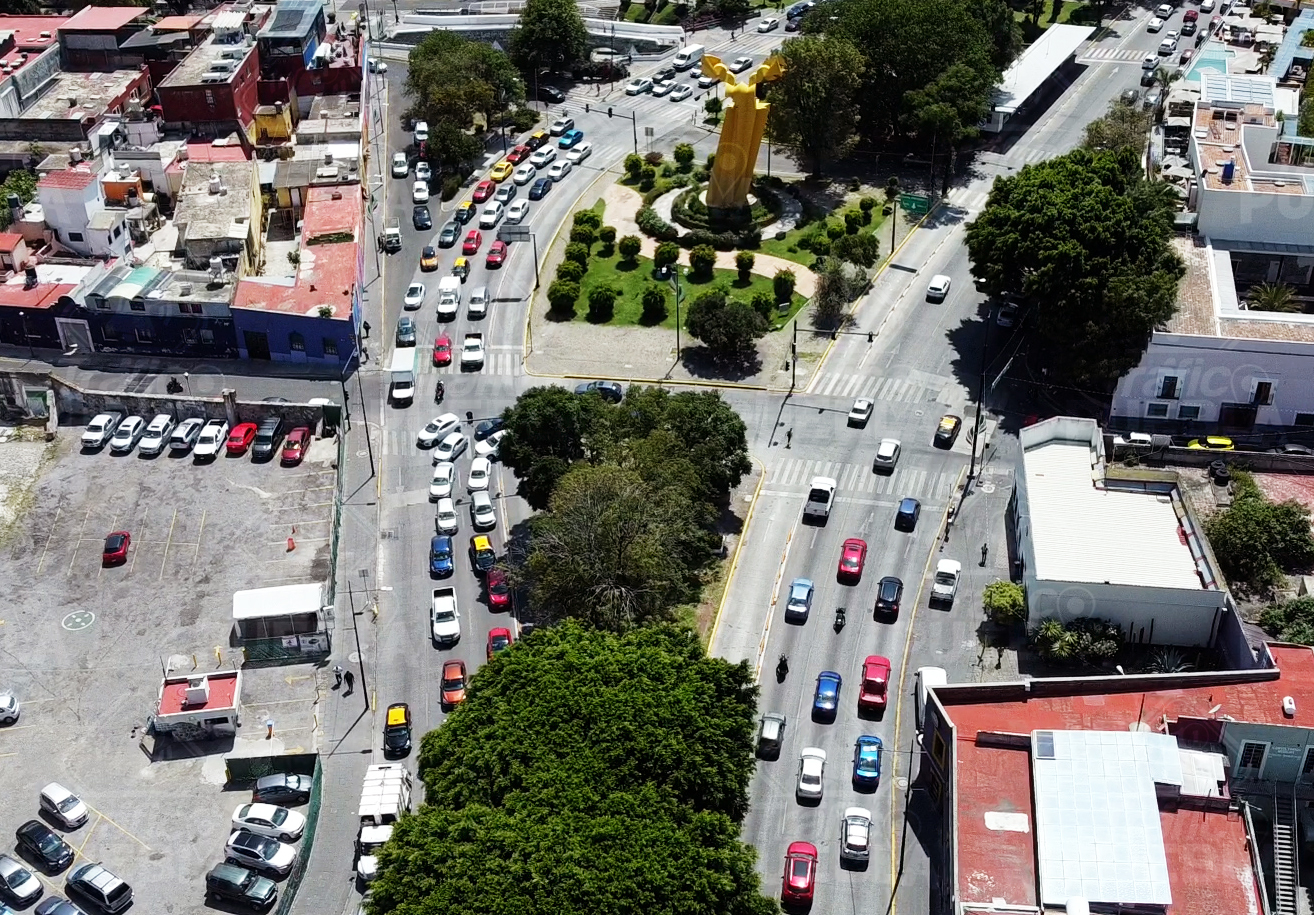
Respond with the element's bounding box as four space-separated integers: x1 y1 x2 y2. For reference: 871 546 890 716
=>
700 189 756 227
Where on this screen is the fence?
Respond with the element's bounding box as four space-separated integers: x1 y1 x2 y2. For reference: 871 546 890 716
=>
277 761 324 915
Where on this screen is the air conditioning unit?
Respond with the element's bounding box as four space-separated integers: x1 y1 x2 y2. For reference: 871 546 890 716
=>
201 74 227 84
184 675 210 706
221 48 245 60
210 61 235 73
179 282 193 295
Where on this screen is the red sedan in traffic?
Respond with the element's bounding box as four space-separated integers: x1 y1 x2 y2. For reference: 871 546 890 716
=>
487 567 511 610
103 530 131 566
781 841 818 904
433 334 452 366
485 240 508 268
462 229 483 255
472 180 495 203
226 422 257 456
858 655 892 712
505 144 532 165
838 537 867 582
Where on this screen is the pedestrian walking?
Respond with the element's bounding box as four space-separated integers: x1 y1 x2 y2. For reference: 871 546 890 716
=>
980 542 989 566
786 428 793 448
343 669 355 696
332 665 343 688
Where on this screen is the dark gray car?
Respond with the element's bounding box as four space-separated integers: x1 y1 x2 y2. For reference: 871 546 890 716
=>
438 220 460 248
251 417 283 461
206 863 276 911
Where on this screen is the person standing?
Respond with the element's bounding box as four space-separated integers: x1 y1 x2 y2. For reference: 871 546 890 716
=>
333 665 343 688
343 669 355 696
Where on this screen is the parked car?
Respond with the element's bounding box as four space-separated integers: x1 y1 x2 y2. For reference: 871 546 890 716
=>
252 774 312 806
170 417 205 452
0 855 42 905
441 659 467 706
65 862 132 913
137 414 175 456
205 863 277 911
16 820 73 872
102 531 130 566
227 422 258 456
231 804 306 842
487 566 511 609
487 627 513 659
251 417 284 461
574 380 623 403
108 416 146 453
225 830 295 878
35 897 92 915
39 784 88 829
195 419 230 460
0 692 18 726
281 427 310 466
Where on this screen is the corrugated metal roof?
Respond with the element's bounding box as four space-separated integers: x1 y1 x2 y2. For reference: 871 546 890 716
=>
993 24 1095 115
1023 441 1201 589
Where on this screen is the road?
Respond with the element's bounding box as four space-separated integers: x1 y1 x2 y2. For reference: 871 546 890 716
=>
714 8 1178 915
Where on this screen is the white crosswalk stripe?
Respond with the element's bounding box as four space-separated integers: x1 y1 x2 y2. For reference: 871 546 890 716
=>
810 373 937 404
1077 48 1147 63
417 352 524 376
771 458 959 501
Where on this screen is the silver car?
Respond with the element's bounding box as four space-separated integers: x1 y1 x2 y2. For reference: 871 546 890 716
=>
109 416 146 454
840 807 872 863
796 747 826 801
137 413 175 456
0 691 19 725
471 490 496 530
873 438 901 471
0 854 41 904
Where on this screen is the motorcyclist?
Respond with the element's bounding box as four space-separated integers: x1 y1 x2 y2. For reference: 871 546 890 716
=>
835 606 847 630
435 380 445 402
776 654 789 679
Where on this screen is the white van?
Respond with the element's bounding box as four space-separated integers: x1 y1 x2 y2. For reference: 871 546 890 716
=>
437 276 461 320
673 45 705 70
914 666 947 733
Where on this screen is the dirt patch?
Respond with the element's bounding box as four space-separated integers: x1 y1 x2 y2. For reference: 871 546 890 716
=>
0 435 55 540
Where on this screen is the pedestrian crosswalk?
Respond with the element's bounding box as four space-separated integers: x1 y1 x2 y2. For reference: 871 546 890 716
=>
808 372 942 404
771 458 960 502
1077 47 1150 64
415 350 524 377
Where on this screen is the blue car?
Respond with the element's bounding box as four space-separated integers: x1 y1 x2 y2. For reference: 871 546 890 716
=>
558 128 584 148
430 535 454 576
813 671 842 720
853 735 883 788
529 178 553 200
785 577 814 623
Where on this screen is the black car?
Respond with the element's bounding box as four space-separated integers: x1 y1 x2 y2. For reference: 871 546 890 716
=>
396 316 417 347
874 576 903 618
438 220 460 248
251 417 283 462
529 178 553 200
66 862 133 913
535 85 566 103
252 774 312 806
205 863 276 911
474 417 504 440
16 820 73 872
895 497 920 531
35 898 89 915
654 66 676 82
413 206 432 230
575 380 623 403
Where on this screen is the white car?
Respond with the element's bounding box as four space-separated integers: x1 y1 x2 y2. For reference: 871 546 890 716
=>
1155 3 1173 16
416 161 431 183
513 163 537 185
39 782 86 827
0 692 20 726
468 286 489 319
1113 432 1154 448
840 807 872 863
430 461 457 500
626 77 653 95
0 855 40 904
232 803 306 842
566 141 593 164
670 84 693 102
847 398 873 426
391 152 408 178
479 202 505 228
435 498 459 534
404 282 425 310
926 274 951 301
109 415 146 453
137 413 175 455
467 456 492 492
226 829 296 877
414 120 429 143
418 413 462 448
932 559 962 604
170 416 205 452
652 80 674 97
431 596 460 643
475 428 507 458
471 490 496 529
1142 53 1159 70
1147 15 1165 31
412 180 430 203
368 57 387 74
506 199 531 224
529 148 557 169
729 56 753 73
550 116 575 136
873 438 901 470
546 161 573 181
81 412 122 449
435 432 468 461
193 419 229 459
1158 36 1176 54
797 747 826 800
758 16 779 30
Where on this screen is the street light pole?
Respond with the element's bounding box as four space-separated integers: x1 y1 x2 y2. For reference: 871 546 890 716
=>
968 307 993 482
18 310 33 357
669 267 683 361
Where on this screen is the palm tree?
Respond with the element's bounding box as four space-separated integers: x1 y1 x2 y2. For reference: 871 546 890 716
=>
1248 282 1303 313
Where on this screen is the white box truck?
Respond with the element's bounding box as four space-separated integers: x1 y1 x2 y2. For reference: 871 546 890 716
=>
356 764 412 883
389 349 416 405
437 276 461 321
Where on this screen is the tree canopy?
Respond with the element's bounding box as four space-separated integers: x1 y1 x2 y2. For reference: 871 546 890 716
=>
964 147 1184 385
684 289 768 364
509 0 590 75
1082 99 1153 154
765 36 866 176
1206 471 1314 595
372 623 774 915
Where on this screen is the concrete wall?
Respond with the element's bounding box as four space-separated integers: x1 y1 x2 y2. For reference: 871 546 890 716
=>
1027 577 1226 647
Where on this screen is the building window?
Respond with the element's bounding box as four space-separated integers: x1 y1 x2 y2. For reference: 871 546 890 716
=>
130 299 145 312
1297 414 1314 427
1146 403 1169 419
90 296 108 310
177 302 200 315
182 328 198 344
67 231 84 242
102 326 120 341
1302 748 1314 778
1253 380 1275 406
289 332 305 352
112 225 122 238
205 90 215 107
323 337 338 356
1157 375 1181 399
1178 405 1201 421
135 328 153 343
200 329 214 344
1238 741 1267 772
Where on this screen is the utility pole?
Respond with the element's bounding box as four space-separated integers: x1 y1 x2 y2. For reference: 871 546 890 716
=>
968 306 993 482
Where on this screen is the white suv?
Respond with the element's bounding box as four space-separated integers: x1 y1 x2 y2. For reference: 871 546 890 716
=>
193 419 229 460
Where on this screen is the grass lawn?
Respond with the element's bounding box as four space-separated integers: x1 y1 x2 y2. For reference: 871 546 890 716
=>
755 204 887 268
1013 0 1091 37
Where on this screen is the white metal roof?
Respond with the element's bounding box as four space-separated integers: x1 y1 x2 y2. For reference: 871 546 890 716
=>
232 582 325 620
992 24 1095 116
1023 441 1201 589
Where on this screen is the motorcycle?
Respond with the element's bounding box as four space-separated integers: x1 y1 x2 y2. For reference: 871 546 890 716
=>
834 606 847 632
435 381 445 404
775 654 789 682
166 377 183 394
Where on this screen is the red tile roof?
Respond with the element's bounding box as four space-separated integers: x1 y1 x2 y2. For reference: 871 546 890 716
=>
61 6 147 31
0 15 69 47
300 185 361 243
157 670 240 716
184 141 250 164
1159 806 1259 915
233 241 357 316
152 14 202 31
954 740 1037 908
0 281 73 310
0 233 23 251
37 168 97 191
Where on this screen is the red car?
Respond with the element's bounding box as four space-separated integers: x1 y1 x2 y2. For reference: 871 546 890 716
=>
462 229 483 255
102 530 131 565
441 659 467 707
226 422 257 455
781 841 818 904
485 240 507 268
838 537 867 582
487 567 511 609
487 627 513 659
433 334 452 366
472 180 496 203
281 426 310 465
505 144 532 165
858 655 892 712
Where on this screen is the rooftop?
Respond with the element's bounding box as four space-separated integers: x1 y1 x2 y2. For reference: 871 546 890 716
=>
157 670 239 717
258 0 321 40
233 240 356 317
300 184 360 243
1021 425 1204 589
152 14 203 31
993 24 1094 116
182 140 249 164
60 6 147 32
160 33 254 88
0 262 96 310
1167 236 1314 344
21 69 146 122
272 152 360 191
174 159 254 244
0 15 68 48
37 166 98 192
88 262 234 306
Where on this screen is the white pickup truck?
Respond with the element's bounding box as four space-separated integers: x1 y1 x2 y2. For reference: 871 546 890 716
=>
803 476 837 522
931 559 961 606
431 587 461 645
461 333 486 369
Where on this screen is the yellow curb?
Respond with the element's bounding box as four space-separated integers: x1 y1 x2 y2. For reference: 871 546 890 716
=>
706 454 768 653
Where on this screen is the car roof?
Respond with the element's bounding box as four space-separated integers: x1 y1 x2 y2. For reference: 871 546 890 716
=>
472 534 492 549
936 559 962 573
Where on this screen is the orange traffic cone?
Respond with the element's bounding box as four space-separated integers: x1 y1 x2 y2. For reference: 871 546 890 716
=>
287 535 296 552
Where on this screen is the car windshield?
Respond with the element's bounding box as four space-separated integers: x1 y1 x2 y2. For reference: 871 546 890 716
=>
490 578 509 594
434 609 455 622
881 582 898 599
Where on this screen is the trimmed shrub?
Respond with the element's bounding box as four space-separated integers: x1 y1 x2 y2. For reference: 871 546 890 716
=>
827 222 845 240
509 106 539 132
624 153 644 180
735 251 755 282
689 244 716 279
572 209 602 229
774 269 796 304
637 206 679 241
844 211 862 234
640 164 657 190
564 242 590 266
751 290 774 319
440 174 463 201
588 284 618 322
641 284 668 323
644 150 664 165
570 224 597 248
674 143 696 170
599 225 617 246
618 234 643 263
706 152 716 170
547 279 579 314
654 240 681 270
555 259 585 283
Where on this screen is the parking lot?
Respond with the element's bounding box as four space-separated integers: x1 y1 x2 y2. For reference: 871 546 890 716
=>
0 423 337 914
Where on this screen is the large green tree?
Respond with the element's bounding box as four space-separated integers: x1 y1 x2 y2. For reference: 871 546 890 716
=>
1082 98 1154 154
907 62 995 195
684 290 768 365
1206 471 1314 595
500 385 611 510
765 36 866 176
509 0 590 76
964 147 1184 385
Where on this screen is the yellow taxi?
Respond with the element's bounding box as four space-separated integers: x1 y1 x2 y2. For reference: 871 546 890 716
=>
383 702 412 757
469 534 496 573
526 129 550 150
1187 436 1234 451
452 257 470 281
455 200 476 224
489 160 514 182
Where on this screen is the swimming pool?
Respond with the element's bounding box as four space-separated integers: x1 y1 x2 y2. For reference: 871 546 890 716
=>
1184 43 1236 83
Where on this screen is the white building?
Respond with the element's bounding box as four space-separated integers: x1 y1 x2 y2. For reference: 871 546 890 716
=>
35 166 118 258
982 24 1094 133
1012 417 1227 646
